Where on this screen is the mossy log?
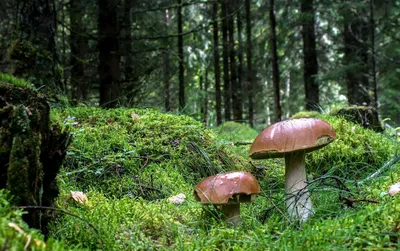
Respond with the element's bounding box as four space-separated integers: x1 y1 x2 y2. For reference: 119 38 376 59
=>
332 106 384 132
0 82 70 234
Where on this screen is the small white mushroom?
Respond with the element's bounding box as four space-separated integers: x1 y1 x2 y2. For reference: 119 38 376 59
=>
389 181 400 196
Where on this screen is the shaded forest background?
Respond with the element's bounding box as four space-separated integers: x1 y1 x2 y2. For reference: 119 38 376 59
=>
0 0 399 127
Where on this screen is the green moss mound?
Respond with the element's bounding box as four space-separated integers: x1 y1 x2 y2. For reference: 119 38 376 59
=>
52 107 249 200
46 108 400 250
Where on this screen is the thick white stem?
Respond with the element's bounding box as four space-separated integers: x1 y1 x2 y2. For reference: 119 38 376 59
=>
221 203 241 226
285 152 313 222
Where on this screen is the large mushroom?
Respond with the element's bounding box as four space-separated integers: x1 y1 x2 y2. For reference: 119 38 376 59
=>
249 118 336 222
194 171 260 226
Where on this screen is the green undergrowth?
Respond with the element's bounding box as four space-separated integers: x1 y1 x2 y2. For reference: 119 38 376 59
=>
0 190 82 251
45 107 400 250
0 72 36 90
295 112 396 180
51 107 249 200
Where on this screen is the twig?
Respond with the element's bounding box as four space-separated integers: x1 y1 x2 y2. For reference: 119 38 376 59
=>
358 154 400 185
307 175 351 193
17 206 104 251
339 195 379 208
232 141 252 146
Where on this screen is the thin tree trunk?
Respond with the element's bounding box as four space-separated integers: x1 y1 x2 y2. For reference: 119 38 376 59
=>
369 0 378 109
285 72 291 119
123 0 134 93
70 0 88 101
203 68 209 125
164 8 171 111
98 0 121 108
343 10 370 106
228 1 242 121
177 0 185 110
301 0 319 111
268 0 282 122
212 0 222 125
221 0 231 121
245 0 254 127
236 0 244 122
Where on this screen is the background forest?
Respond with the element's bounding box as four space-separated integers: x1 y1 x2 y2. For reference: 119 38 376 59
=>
0 0 399 126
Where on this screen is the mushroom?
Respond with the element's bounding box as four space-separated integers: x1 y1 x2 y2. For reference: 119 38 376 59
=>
389 181 400 196
194 171 260 226
249 118 336 222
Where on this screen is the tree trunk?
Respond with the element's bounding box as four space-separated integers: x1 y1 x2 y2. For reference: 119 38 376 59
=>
11 0 61 90
343 10 370 106
268 0 282 122
164 8 171 111
228 1 242 121
213 0 222 125
177 0 185 111
203 68 209 125
0 82 70 234
245 0 254 127
98 0 121 108
122 0 134 101
70 0 88 101
301 0 319 111
221 0 231 121
369 0 378 109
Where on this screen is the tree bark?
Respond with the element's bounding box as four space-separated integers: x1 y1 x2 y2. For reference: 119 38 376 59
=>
213 0 222 125
177 0 185 110
228 1 242 121
343 9 370 106
369 0 378 109
301 0 319 111
164 8 171 111
221 0 231 121
204 68 209 125
98 0 121 108
70 0 88 101
12 0 61 90
245 0 254 127
268 0 282 122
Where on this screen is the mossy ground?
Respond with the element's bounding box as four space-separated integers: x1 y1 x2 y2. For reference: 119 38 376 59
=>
2 107 400 250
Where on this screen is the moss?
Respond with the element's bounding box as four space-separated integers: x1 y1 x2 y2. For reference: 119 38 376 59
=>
47 107 400 250
53 107 250 200
0 190 81 251
331 105 384 132
0 72 36 90
1 80 70 233
291 111 321 119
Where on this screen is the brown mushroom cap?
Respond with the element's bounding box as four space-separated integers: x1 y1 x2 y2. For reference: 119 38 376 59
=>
194 171 261 205
249 118 336 159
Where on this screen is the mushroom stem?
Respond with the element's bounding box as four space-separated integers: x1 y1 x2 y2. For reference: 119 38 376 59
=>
284 152 313 222
220 203 241 226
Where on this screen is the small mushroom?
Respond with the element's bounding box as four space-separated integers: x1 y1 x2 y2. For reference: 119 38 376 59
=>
194 171 260 226
249 118 336 222
389 181 400 196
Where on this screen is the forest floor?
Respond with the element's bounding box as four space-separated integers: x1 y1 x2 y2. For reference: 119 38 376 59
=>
1 107 400 250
